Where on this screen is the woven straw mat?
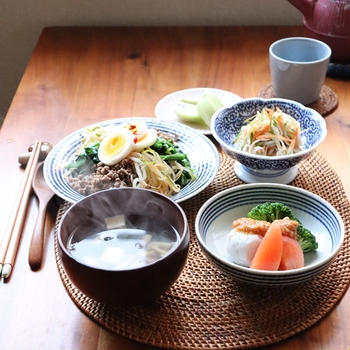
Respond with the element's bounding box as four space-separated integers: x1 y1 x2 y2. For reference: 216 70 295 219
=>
54 150 350 350
258 84 338 117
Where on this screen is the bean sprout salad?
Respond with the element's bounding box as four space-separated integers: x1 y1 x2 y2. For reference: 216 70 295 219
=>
233 107 303 156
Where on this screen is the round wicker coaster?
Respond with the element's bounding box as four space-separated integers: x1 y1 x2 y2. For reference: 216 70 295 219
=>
54 151 350 350
258 84 338 116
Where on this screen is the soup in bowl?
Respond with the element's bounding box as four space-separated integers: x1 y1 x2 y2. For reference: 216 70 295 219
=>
57 188 189 306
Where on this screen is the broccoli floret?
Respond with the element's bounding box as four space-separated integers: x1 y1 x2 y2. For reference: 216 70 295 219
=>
247 202 294 222
247 202 318 253
297 226 318 253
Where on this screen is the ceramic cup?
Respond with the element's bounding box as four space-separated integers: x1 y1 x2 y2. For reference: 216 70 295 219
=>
269 37 331 105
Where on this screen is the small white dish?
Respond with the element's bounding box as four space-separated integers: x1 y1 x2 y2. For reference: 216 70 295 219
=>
155 88 242 135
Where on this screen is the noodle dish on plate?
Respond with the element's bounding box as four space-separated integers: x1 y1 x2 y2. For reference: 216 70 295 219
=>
44 118 219 203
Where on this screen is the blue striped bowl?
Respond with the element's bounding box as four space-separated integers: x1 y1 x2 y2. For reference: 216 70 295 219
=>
195 183 344 286
43 118 219 203
211 98 327 184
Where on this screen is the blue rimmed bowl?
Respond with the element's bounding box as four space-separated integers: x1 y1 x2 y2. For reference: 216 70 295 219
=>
195 183 344 286
210 98 327 184
44 117 219 203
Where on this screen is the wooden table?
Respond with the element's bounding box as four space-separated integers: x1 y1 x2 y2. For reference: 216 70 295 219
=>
0 26 349 350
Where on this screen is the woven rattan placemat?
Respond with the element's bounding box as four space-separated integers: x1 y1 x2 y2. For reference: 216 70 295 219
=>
258 84 338 117
54 150 350 350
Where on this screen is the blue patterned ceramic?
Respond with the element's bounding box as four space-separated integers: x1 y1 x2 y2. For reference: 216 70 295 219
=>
211 98 327 184
195 183 344 286
44 118 219 203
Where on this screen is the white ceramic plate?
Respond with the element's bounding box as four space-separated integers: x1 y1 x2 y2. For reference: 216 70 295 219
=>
154 88 242 135
44 117 220 203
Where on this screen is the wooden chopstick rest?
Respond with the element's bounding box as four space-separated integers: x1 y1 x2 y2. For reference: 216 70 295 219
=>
18 142 52 167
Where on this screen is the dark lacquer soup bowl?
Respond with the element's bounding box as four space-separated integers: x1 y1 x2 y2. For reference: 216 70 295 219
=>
57 188 189 306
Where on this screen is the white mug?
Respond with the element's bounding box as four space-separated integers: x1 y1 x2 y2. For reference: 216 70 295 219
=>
269 37 331 105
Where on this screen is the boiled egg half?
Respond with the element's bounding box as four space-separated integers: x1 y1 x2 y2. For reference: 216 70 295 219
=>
98 128 134 166
122 122 158 151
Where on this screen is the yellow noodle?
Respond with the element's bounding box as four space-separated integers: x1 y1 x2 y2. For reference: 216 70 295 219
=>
130 149 181 195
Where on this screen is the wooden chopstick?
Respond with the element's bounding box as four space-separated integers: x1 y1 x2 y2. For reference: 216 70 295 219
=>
0 142 41 274
0 140 42 280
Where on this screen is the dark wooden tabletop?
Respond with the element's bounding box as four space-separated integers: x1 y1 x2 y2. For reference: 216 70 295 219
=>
0 26 349 350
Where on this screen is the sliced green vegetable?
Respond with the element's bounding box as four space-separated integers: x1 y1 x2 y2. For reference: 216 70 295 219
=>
151 137 196 187
65 142 100 174
180 97 199 105
174 101 203 124
174 93 223 126
196 94 224 127
174 93 223 127
160 153 187 161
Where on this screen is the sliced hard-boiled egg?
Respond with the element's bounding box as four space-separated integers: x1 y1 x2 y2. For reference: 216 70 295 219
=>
121 122 158 151
98 128 134 166
132 128 157 151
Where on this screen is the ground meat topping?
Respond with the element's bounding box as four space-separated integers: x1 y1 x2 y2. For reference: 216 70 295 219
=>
68 158 137 196
157 131 179 143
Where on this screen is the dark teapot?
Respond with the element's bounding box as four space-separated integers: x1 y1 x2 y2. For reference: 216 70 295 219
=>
288 0 350 63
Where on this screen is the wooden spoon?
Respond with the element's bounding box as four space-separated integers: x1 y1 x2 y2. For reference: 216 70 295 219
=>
28 162 55 271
